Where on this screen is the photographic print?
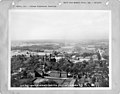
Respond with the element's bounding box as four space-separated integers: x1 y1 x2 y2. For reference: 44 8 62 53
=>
9 10 111 89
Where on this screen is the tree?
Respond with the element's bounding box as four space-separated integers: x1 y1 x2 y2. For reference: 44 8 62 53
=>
97 53 101 60
56 58 68 77
11 55 27 71
71 63 83 78
61 63 72 77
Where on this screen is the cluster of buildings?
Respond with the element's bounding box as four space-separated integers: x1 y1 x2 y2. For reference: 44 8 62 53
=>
11 43 109 87
11 46 106 64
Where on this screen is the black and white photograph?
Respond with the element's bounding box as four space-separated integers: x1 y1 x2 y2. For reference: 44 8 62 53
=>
9 10 111 89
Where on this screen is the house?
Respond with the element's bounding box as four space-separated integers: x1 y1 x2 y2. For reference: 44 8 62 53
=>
55 56 64 62
79 56 90 62
92 54 98 61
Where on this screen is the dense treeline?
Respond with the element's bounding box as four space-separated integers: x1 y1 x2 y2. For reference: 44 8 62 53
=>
11 45 61 51
11 54 109 87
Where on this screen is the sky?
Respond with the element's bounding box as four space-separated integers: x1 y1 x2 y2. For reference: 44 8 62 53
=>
9 10 111 41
